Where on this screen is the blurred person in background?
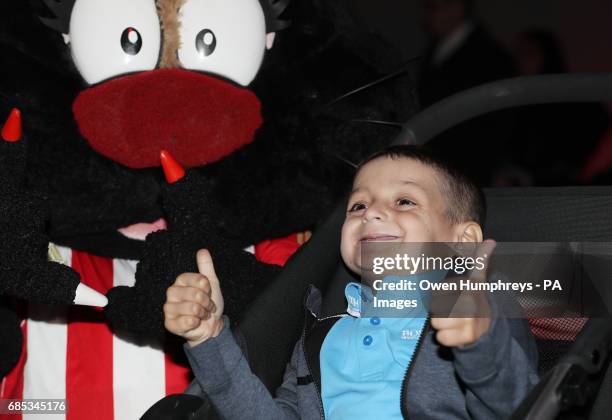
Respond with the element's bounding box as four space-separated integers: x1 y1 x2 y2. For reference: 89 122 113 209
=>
418 0 516 186
509 29 610 185
419 0 514 105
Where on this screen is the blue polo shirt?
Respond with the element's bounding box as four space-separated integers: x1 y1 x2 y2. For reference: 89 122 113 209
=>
319 272 446 420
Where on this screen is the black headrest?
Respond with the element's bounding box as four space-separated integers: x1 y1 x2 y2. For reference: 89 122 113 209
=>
484 186 612 241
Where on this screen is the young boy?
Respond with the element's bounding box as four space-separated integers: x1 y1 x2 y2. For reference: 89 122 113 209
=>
163 145 539 419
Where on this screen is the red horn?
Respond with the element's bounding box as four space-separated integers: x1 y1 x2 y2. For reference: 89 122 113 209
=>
160 150 185 184
2 108 22 142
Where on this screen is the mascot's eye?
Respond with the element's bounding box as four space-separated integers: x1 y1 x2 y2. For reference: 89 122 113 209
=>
121 27 143 55
68 0 161 84
178 0 268 86
196 29 217 57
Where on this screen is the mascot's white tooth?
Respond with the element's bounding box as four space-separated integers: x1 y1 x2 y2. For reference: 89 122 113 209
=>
73 282 109 307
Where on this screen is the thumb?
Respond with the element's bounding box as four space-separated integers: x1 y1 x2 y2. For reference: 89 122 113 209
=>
471 239 497 283
197 249 219 287
196 249 224 315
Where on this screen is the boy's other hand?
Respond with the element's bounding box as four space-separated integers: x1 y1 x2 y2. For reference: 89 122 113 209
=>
430 315 491 348
431 240 496 348
164 249 225 347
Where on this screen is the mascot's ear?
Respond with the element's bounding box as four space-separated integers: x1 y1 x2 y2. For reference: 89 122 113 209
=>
266 33 276 50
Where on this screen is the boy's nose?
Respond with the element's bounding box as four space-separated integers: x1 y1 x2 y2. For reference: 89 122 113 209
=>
363 204 386 223
362 215 382 224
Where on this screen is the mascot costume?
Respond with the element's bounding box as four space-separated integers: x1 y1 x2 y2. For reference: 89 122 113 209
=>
0 0 416 418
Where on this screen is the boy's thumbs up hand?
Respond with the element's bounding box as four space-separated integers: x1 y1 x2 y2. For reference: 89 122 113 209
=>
164 249 225 347
430 240 496 348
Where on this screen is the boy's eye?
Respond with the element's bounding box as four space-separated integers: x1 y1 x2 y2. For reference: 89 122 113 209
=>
397 198 415 207
348 202 367 212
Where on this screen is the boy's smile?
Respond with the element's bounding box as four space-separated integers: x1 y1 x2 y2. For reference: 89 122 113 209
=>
359 233 401 242
341 156 460 273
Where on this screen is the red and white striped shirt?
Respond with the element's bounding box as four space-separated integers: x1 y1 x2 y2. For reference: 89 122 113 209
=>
1 232 308 420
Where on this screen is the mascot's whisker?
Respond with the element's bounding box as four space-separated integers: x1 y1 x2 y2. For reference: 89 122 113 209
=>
331 153 358 170
349 119 403 128
320 56 423 112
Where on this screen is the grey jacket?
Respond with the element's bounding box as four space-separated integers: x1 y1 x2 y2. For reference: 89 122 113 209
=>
185 286 539 419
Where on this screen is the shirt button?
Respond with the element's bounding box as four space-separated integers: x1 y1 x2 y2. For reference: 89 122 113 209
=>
370 317 381 326
363 335 373 346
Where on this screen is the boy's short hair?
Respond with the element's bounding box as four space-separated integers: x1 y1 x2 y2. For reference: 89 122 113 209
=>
357 145 486 226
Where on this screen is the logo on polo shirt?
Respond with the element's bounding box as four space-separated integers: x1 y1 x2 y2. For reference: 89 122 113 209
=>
401 329 421 340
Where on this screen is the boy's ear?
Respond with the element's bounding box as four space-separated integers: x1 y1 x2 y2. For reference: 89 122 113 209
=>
266 32 276 50
455 222 483 243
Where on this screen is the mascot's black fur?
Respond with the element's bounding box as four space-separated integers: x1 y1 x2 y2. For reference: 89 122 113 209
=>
0 0 417 392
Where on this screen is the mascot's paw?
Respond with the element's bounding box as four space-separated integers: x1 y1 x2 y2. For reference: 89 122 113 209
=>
0 109 80 304
105 229 198 338
0 303 23 377
105 285 167 339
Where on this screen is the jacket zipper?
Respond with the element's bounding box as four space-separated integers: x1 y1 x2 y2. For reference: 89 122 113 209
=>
302 335 325 420
400 316 431 420
302 313 345 420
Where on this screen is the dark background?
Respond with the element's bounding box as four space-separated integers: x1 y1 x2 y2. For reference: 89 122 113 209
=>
342 0 612 186
347 0 612 78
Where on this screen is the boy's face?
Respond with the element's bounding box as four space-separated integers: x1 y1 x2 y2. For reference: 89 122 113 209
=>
341 156 460 273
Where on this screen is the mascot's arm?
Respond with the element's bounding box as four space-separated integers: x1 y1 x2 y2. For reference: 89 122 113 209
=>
0 111 81 304
0 110 81 377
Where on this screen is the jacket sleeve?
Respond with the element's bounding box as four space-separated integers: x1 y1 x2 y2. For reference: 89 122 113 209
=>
452 314 540 419
183 316 303 420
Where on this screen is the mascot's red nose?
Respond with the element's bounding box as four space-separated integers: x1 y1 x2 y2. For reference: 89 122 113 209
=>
72 68 262 169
